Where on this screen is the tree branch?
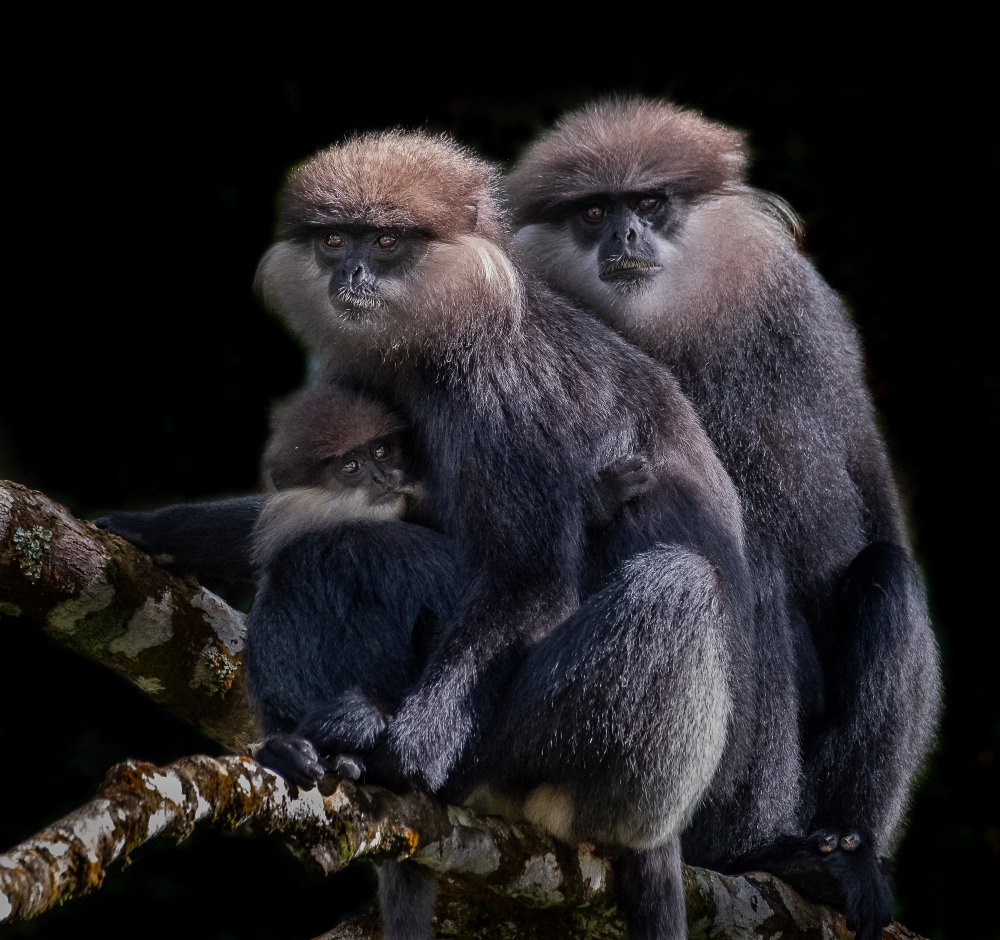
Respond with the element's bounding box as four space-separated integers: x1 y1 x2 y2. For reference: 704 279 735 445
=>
0 479 257 754
0 480 925 938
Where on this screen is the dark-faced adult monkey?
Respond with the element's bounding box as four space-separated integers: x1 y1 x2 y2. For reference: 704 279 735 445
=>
245 381 457 788
507 95 943 940
249 128 754 940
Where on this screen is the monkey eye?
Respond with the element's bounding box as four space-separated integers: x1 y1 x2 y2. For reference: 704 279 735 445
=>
371 443 392 461
634 197 659 214
324 233 344 249
340 458 362 475
583 205 606 224
376 233 398 250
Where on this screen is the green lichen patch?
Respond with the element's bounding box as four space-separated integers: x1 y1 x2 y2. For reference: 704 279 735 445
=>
203 648 239 696
11 525 52 582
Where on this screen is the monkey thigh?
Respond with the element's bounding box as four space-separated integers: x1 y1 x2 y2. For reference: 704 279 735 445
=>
465 545 735 850
244 521 458 735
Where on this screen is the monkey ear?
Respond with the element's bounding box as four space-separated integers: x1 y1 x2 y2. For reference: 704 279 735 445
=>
464 202 479 231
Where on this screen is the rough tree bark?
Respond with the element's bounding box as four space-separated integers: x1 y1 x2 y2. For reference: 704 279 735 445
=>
0 480 924 939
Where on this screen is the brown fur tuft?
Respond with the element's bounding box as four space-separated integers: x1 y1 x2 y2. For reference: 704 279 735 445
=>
508 96 747 223
262 384 404 489
279 129 509 243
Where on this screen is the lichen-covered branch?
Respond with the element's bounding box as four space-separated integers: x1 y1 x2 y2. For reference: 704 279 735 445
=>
0 754 922 938
0 480 257 753
0 482 926 938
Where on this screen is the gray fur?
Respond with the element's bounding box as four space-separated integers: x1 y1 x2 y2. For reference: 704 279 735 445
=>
508 95 942 938
255 127 757 940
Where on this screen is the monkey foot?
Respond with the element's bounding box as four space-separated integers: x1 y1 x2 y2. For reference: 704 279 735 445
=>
813 827 864 854
734 829 892 940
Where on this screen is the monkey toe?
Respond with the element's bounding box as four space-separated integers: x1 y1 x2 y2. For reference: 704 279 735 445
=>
807 827 864 854
840 831 863 852
815 830 839 854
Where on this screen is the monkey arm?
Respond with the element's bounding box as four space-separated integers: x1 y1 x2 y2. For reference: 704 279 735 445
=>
93 494 265 585
367 442 589 793
369 577 579 794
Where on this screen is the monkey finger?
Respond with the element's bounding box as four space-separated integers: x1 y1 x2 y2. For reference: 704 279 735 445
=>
326 753 366 781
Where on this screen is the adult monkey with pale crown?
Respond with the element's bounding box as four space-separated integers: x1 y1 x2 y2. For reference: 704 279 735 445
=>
508 96 942 940
250 128 754 940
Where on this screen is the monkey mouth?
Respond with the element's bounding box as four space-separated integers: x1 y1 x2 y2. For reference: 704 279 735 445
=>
336 290 387 322
599 257 660 282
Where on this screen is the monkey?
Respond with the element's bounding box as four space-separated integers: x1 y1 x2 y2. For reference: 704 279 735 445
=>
242 126 755 940
90 127 751 938
249 371 657 791
506 95 943 940
244 381 457 789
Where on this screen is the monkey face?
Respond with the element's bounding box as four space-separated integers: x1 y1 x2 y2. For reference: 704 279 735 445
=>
254 228 433 352
514 191 678 318
575 193 669 290
271 434 408 505
313 226 432 326
326 437 408 505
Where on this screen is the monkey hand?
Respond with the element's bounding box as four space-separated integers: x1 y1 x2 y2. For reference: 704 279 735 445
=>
590 455 655 523
254 732 327 791
93 509 170 562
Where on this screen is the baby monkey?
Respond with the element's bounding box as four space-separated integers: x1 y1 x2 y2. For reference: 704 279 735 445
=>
246 381 448 787
252 382 433 568
247 380 654 790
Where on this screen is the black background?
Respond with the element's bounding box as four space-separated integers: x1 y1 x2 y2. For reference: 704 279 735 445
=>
1 47 996 940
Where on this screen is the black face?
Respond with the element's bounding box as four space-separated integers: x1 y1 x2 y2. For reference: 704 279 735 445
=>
568 192 669 285
330 436 407 502
312 225 431 321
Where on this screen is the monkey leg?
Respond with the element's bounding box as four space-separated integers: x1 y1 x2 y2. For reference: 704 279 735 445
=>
439 546 735 940
743 542 941 940
245 522 459 787
806 541 941 849
682 580 804 871
479 545 734 848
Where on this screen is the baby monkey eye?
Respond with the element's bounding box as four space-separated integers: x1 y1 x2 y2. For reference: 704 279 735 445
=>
340 458 362 475
583 205 606 223
324 233 344 249
371 443 392 461
634 197 659 214
376 234 398 250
